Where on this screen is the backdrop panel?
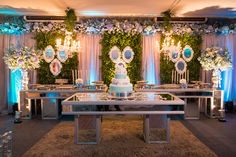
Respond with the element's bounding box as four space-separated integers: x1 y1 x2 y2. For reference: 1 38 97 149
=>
202 34 236 101
78 34 101 84
142 34 160 84
0 33 36 112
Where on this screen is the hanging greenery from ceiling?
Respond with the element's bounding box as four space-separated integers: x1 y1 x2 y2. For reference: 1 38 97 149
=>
101 31 142 85
161 9 174 31
64 8 77 32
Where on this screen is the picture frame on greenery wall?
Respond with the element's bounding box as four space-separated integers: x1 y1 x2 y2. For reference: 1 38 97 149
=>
182 45 194 62
43 45 55 63
109 46 121 63
35 8 78 84
169 48 181 63
175 58 187 74
122 46 134 63
57 47 68 63
50 58 62 76
160 34 202 84
101 32 142 85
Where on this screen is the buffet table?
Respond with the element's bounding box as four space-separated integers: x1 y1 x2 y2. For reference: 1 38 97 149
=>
62 92 185 144
135 86 224 119
19 84 108 119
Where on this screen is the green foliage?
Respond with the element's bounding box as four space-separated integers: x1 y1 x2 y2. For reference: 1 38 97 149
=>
34 31 78 84
101 32 142 85
38 53 78 84
64 8 77 32
160 33 202 84
161 9 174 31
34 31 65 50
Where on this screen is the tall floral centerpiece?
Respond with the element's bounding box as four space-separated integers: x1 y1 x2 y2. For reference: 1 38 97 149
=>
3 46 41 90
198 47 232 88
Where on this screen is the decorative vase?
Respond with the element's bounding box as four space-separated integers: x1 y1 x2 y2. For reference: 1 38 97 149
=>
21 69 29 90
212 69 221 89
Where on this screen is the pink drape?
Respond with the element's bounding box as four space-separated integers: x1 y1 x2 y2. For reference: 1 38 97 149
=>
202 34 236 101
142 34 161 84
78 34 101 84
0 33 36 112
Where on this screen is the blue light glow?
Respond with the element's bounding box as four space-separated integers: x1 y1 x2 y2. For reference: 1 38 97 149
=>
0 24 24 35
8 69 22 105
89 58 96 84
145 53 157 84
46 93 59 103
221 69 233 101
0 9 21 15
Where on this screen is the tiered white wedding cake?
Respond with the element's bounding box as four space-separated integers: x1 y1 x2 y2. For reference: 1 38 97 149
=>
108 46 134 97
109 61 133 96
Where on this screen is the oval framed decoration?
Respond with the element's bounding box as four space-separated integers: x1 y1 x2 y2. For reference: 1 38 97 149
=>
182 45 194 62
57 47 68 63
49 58 62 76
169 47 181 63
109 46 121 63
43 45 55 63
175 58 187 74
122 46 134 63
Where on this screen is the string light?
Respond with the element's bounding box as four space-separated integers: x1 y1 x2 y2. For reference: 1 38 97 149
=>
161 31 182 60
55 31 81 57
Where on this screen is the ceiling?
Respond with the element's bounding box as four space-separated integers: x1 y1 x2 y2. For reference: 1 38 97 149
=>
0 0 236 18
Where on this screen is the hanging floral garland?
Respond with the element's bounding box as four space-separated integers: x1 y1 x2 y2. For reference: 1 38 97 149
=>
23 19 236 35
1 13 236 35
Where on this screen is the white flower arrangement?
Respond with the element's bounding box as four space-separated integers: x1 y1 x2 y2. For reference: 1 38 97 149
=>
179 79 187 88
198 47 232 71
179 79 187 84
3 46 41 70
76 78 84 85
2 17 236 35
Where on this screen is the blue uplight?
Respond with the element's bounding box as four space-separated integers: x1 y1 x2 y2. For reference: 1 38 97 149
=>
89 58 96 84
46 93 58 103
221 69 233 101
8 69 22 105
146 60 156 84
0 8 21 15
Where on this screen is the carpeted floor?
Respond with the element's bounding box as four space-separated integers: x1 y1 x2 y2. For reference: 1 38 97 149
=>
22 116 217 157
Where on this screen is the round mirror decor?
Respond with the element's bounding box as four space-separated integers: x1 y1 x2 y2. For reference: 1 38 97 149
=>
182 45 194 62
57 47 68 63
109 46 121 63
169 47 181 63
122 46 134 63
49 58 62 76
175 58 187 74
43 45 55 63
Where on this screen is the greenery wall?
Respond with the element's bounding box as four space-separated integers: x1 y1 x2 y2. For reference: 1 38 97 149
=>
101 32 142 85
35 31 78 84
160 33 202 84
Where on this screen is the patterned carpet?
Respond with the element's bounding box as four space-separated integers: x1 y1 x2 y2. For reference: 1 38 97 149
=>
22 116 217 157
